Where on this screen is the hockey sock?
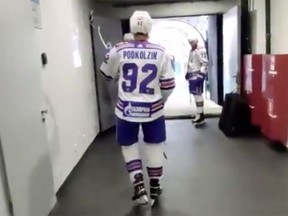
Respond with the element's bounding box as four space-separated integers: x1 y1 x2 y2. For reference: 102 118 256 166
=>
144 143 164 181
121 143 143 184
194 95 204 114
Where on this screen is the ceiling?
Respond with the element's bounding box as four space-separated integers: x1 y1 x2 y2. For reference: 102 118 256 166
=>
96 0 219 7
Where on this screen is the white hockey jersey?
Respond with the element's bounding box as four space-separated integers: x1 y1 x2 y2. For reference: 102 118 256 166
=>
187 48 208 73
100 41 175 122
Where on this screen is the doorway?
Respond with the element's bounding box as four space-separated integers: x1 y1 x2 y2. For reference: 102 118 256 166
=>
149 16 223 119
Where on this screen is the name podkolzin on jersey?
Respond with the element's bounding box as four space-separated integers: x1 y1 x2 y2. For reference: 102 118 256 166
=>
123 50 158 60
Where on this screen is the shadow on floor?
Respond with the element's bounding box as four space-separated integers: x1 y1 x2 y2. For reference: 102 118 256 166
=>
50 119 288 216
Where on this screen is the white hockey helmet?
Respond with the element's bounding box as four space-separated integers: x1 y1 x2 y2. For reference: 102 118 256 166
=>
130 11 152 34
188 37 198 43
188 37 198 44
123 33 134 41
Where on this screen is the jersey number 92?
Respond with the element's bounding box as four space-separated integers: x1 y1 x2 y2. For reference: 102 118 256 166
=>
122 63 157 95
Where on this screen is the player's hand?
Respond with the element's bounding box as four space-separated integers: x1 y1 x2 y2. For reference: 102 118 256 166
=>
200 66 208 74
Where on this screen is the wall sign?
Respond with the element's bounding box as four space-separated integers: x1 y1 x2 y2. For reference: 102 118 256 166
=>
31 0 42 29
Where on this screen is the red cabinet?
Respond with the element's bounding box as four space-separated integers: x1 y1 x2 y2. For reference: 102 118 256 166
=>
261 55 288 147
243 55 264 126
243 54 288 147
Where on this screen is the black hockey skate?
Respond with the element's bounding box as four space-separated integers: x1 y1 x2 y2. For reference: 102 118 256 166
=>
132 173 149 205
150 179 162 207
192 113 205 126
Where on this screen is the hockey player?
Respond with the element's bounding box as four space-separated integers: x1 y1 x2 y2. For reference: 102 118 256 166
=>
123 33 134 42
186 38 208 126
100 11 175 206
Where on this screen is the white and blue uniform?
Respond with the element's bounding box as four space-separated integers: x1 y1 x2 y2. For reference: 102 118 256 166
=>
100 41 175 146
186 49 208 95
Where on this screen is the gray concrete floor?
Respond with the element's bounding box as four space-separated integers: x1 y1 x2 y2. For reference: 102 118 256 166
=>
50 119 288 216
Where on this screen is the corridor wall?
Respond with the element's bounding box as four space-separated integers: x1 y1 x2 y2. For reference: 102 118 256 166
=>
249 0 288 54
270 0 288 53
36 0 118 191
207 15 220 103
0 0 55 215
248 0 266 54
0 140 9 216
0 0 121 214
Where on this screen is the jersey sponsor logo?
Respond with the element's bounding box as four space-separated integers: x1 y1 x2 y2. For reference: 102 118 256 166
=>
122 63 157 95
123 50 157 60
117 99 164 119
123 102 151 118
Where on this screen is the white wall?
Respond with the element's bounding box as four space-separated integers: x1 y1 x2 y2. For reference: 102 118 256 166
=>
0 0 116 213
251 0 288 54
37 0 104 191
249 0 266 54
0 179 8 216
0 0 55 215
270 0 288 54
114 0 240 19
0 140 9 216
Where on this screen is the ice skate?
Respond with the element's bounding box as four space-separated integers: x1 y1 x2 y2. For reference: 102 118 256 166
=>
132 173 149 205
150 179 162 207
192 113 205 126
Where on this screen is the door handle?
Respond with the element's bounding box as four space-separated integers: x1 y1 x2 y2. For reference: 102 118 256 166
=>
41 110 48 115
41 110 48 123
268 113 277 119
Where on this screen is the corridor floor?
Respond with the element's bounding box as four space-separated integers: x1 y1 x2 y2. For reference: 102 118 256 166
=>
164 76 222 118
50 119 288 216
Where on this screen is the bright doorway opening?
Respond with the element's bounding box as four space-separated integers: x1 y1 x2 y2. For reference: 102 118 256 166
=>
150 16 222 118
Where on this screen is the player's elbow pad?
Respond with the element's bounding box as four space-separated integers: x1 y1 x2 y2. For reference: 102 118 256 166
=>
100 70 113 81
